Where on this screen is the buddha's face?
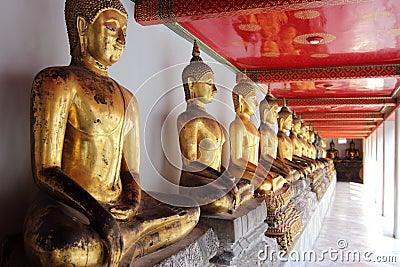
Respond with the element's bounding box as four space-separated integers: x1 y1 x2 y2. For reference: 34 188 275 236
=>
189 72 217 104
262 102 278 124
330 143 335 149
301 125 308 139
292 120 301 134
309 131 315 143
85 9 127 66
283 115 292 131
242 92 258 116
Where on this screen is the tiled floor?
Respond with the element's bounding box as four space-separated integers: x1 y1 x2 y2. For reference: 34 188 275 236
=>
308 182 400 266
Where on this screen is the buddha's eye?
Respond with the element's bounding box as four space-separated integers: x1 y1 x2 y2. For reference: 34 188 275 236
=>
106 26 117 32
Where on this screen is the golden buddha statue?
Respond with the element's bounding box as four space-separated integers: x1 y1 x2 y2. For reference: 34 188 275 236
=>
276 101 307 178
259 92 300 182
289 112 315 173
23 1 199 266
326 140 339 159
177 41 252 214
321 138 328 158
228 77 266 185
345 139 360 160
228 78 291 210
307 127 325 169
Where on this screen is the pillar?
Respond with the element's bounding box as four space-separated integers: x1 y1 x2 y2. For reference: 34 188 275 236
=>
395 108 400 239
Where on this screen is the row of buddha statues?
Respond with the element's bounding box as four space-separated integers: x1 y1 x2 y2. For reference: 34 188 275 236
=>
20 1 336 265
326 139 361 160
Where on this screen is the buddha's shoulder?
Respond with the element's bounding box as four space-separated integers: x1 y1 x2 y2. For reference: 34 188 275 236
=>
177 111 206 127
34 66 75 82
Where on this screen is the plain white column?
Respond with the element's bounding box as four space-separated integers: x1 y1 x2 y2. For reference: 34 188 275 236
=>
376 126 384 212
395 108 400 239
383 120 395 218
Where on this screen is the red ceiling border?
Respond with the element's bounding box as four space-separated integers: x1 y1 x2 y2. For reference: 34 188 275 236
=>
248 65 400 83
134 0 372 26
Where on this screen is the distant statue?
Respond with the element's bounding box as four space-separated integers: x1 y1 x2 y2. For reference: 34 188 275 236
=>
326 140 339 159
345 139 360 160
23 1 199 266
259 91 300 183
177 41 252 214
276 101 308 177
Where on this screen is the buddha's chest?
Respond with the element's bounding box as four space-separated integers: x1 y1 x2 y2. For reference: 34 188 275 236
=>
243 127 259 149
68 78 125 135
198 119 225 147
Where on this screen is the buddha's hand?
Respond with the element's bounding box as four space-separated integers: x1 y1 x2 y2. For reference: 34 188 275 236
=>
110 204 136 221
115 171 141 221
92 211 123 267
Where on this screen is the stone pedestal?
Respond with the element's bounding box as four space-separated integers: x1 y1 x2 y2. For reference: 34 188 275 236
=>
128 226 219 267
290 179 318 222
199 198 278 266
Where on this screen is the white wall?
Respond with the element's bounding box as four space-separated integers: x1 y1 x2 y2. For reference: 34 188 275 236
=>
0 0 241 238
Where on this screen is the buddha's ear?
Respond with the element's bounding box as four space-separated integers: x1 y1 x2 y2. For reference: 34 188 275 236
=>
77 16 88 36
187 77 195 89
187 77 195 98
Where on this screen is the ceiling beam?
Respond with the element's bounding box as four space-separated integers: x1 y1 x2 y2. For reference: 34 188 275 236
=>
278 98 396 108
134 0 367 26
302 113 384 121
249 64 400 83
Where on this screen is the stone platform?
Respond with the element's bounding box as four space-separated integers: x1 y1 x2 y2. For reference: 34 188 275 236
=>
199 198 279 266
126 226 219 267
280 175 336 267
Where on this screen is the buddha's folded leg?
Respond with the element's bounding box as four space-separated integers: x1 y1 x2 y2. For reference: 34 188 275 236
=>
24 193 105 267
179 171 236 213
121 192 200 260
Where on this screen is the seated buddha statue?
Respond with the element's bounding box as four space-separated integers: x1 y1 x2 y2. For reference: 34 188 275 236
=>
326 140 339 159
178 41 252 214
289 112 315 173
23 1 200 266
321 138 328 158
308 127 325 170
298 122 317 172
259 91 300 182
345 139 360 160
228 77 291 209
276 101 308 178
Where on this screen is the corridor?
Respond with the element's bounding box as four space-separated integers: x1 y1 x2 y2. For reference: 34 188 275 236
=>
309 182 400 266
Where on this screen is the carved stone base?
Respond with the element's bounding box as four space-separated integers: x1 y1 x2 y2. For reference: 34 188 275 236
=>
128 226 219 267
199 198 276 266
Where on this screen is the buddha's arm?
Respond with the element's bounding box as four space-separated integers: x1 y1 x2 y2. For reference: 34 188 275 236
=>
115 94 141 221
31 69 122 266
178 119 200 170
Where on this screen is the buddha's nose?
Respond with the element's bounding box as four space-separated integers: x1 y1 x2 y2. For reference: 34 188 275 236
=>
117 30 126 46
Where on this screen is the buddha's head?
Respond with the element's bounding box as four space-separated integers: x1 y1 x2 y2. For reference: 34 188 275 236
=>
65 0 128 69
300 123 309 140
278 100 292 131
259 91 278 124
182 40 216 104
309 128 315 143
321 138 327 149
330 140 335 149
350 139 355 149
232 77 258 117
291 111 302 134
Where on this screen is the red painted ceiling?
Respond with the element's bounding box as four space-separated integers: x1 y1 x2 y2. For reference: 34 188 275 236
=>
134 0 400 138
